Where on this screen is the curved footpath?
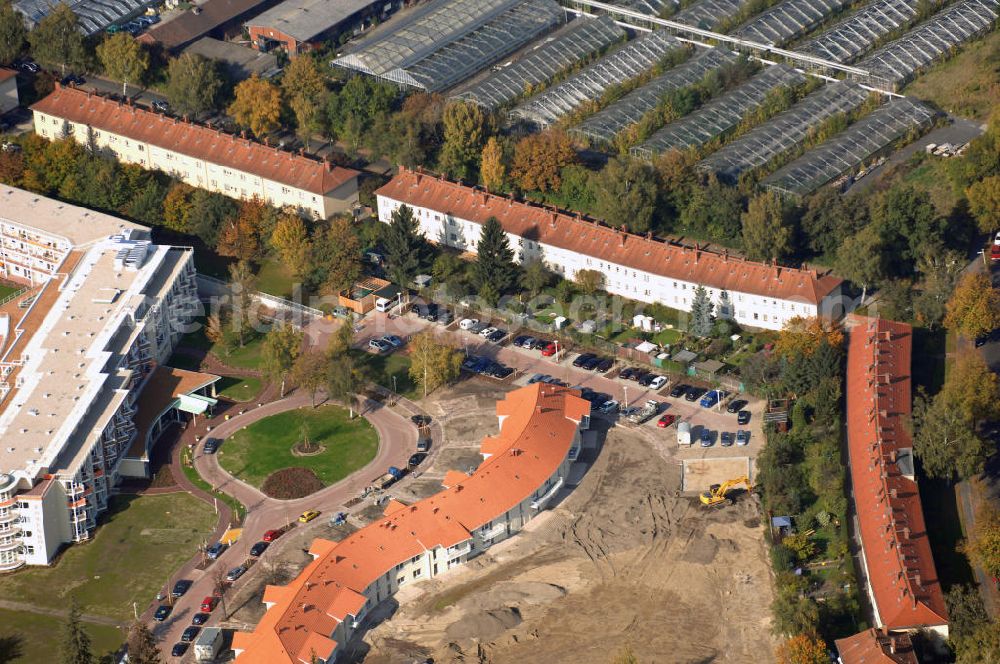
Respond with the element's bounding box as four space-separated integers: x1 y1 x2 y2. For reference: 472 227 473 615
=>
146 389 421 653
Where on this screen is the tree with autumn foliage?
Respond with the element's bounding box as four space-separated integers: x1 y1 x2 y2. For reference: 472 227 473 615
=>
96 32 148 96
162 182 196 233
511 129 577 192
967 175 1000 233
438 101 491 180
312 217 361 296
774 634 827 664
774 317 844 358
228 75 282 138
270 212 312 280
281 56 327 149
217 197 266 261
480 136 506 191
964 503 1000 579
945 272 1000 340
941 350 1000 424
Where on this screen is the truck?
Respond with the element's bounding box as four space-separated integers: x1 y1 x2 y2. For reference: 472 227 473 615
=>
194 626 224 662
626 399 659 425
370 466 403 491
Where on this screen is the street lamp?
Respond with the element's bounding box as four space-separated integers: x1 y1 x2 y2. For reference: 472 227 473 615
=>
623 385 629 410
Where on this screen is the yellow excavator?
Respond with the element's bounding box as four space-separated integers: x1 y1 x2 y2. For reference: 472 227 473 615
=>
699 476 753 507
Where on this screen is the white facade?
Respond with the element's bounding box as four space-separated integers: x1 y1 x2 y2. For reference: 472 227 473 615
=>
0 191 199 569
377 194 836 331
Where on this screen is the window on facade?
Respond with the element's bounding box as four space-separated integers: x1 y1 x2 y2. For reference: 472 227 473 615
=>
23 545 33 555
413 569 422 578
397 576 405 584
138 145 144 151
754 313 759 320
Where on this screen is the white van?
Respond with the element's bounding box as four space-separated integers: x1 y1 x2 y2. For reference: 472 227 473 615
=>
375 297 392 313
677 421 691 446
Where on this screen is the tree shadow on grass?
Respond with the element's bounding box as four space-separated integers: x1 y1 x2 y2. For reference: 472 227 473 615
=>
0 634 23 663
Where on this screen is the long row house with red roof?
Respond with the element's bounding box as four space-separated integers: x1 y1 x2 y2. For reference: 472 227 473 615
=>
841 315 947 654
376 167 845 331
30 85 360 220
231 383 590 664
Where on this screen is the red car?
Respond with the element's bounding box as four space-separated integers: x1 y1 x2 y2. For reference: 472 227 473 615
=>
262 529 282 542
541 343 558 357
200 596 219 613
657 414 676 428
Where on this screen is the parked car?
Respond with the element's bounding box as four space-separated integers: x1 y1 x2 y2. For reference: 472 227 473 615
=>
408 452 427 468
459 318 479 330
726 399 747 414
657 413 676 428
669 384 689 398
631 370 650 383
595 357 614 373
437 309 453 325
171 642 188 657
530 338 551 350
202 437 219 453
416 436 431 453
490 365 514 379
420 304 439 321
382 334 404 348
583 355 604 371
528 373 550 384
15 59 40 73
618 367 638 380
60 73 85 86
154 605 172 621
461 355 480 371
191 612 209 625
514 335 535 348
736 430 750 446
649 375 668 390
200 596 219 613
299 510 320 523
598 399 619 414
638 373 658 387
368 338 391 353
410 414 431 427
181 626 200 643
720 431 733 447
684 387 705 402
573 353 596 368
700 430 713 447
479 326 498 338
541 343 558 357
226 566 246 582
151 99 170 113
205 542 226 559
589 393 612 408
737 410 751 425
486 329 506 342
262 529 282 542
171 579 192 597
249 541 269 557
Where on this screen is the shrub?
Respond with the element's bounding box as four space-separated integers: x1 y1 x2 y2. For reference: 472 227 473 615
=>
261 467 324 499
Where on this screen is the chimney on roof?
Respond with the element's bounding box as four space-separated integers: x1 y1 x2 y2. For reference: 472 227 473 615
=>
183 114 189 123
903 526 910 539
619 225 626 247
646 231 652 241
914 572 921 587
264 136 269 146
300 147 305 156
550 212 557 228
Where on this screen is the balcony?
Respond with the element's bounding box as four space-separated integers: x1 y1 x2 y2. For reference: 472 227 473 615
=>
530 477 564 510
446 542 472 560
480 524 507 541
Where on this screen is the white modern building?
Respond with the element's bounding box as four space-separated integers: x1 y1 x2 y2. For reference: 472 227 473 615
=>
232 383 590 664
31 85 361 220
376 168 845 330
0 186 212 569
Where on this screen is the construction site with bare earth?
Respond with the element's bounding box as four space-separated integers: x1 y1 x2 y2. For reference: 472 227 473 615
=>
354 385 776 663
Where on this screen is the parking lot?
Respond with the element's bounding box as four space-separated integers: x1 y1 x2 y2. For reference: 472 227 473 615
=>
349 306 766 489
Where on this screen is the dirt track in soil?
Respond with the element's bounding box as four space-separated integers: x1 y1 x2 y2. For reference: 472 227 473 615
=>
358 418 777 664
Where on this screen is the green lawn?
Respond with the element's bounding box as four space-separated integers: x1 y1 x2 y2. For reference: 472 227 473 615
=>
216 375 264 402
0 493 215 621
355 351 418 400
218 405 379 489
0 281 22 303
255 258 298 299
180 449 246 524
0 608 124 663
653 328 683 346
175 321 268 371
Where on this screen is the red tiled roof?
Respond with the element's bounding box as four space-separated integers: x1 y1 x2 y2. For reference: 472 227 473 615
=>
836 628 919 664
31 86 359 196
845 315 947 630
233 383 589 664
0 68 16 84
376 167 842 305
